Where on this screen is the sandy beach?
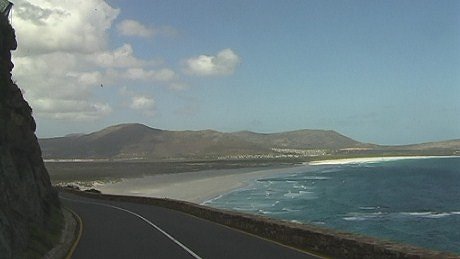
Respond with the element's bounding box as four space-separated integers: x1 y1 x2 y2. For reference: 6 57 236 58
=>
97 165 309 204
93 156 460 205
309 155 458 165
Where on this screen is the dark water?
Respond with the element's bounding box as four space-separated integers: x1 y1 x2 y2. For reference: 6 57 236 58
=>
207 157 460 253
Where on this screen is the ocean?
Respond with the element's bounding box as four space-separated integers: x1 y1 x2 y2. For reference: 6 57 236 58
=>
205 157 460 254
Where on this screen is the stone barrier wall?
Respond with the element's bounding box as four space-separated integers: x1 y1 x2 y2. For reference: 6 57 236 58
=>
65 190 458 259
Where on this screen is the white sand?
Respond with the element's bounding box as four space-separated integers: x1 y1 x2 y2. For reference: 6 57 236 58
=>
308 155 457 165
97 165 309 204
96 156 458 204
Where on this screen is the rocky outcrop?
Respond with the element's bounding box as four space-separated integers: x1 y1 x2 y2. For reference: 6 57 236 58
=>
0 14 61 258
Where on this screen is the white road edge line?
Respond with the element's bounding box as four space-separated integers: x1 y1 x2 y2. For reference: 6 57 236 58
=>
61 196 202 259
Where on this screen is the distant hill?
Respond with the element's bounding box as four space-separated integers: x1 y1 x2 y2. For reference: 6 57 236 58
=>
39 123 370 160
39 123 460 161
231 129 368 149
389 139 460 151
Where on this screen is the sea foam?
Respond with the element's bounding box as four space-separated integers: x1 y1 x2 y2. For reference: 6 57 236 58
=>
309 156 458 166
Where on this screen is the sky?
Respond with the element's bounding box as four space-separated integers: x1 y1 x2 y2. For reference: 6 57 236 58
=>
10 0 460 145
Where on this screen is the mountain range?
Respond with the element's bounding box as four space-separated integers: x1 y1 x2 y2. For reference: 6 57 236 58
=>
39 123 460 161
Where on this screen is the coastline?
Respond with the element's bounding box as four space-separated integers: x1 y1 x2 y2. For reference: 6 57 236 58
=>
66 190 459 258
308 155 459 165
93 155 459 204
88 156 460 255
97 165 308 204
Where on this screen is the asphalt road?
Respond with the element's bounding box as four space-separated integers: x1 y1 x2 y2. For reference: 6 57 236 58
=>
61 193 322 259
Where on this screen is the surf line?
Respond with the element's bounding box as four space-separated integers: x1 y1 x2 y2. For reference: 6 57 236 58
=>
61 196 202 259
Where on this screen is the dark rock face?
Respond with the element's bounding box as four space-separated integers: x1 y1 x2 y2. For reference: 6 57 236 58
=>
0 16 60 258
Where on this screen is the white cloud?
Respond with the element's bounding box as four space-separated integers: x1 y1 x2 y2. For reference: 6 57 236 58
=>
77 71 103 86
119 87 155 116
117 19 154 38
11 0 180 121
123 68 176 82
11 0 234 124
11 0 120 120
130 95 155 110
152 68 176 81
168 82 189 91
33 99 112 120
14 53 92 100
14 0 119 56
116 19 178 38
184 49 241 76
92 44 146 68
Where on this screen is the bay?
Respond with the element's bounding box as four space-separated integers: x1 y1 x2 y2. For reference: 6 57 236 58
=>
206 157 460 254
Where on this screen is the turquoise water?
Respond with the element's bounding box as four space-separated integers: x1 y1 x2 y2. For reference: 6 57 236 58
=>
206 157 460 254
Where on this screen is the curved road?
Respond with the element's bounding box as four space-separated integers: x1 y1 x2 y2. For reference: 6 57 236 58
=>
61 193 321 259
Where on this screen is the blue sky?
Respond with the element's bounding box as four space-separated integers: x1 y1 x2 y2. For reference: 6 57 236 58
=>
11 0 460 145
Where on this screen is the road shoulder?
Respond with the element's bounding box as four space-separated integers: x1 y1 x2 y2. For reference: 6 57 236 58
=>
44 207 81 259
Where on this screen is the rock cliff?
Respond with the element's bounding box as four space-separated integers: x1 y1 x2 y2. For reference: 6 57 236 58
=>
0 14 61 258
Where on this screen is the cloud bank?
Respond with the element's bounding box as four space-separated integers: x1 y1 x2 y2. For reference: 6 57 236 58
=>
11 0 241 122
12 0 178 121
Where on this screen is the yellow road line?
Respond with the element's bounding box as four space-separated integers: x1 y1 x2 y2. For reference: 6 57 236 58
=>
61 197 202 259
64 207 83 259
